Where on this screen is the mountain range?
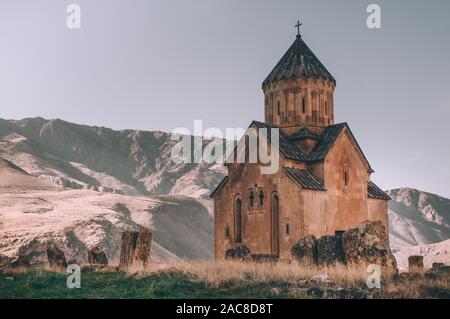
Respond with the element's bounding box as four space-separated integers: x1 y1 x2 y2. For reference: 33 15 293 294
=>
0 117 448 267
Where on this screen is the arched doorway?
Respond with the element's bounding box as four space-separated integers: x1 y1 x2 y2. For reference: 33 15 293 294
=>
271 193 280 256
234 197 242 244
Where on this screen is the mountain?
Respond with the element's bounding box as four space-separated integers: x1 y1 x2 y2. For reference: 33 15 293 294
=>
0 157 59 192
0 117 222 263
387 188 450 249
0 188 213 263
0 117 226 200
1 117 449 267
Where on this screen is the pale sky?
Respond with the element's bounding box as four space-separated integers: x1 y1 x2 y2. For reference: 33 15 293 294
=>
0 0 449 197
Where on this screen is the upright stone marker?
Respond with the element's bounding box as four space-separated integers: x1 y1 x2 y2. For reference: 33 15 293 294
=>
408 255 424 273
119 227 152 271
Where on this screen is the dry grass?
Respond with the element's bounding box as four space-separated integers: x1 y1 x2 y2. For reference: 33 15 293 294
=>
3 260 448 298
139 260 369 289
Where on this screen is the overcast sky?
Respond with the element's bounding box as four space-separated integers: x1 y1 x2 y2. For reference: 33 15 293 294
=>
0 0 449 198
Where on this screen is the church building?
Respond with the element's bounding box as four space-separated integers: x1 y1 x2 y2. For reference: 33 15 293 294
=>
211 27 391 260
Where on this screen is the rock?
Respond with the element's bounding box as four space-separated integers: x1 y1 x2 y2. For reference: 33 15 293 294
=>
88 246 108 265
119 227 152 271
317 235 345 265
47 243 67 269
225 245 251 261
408 255 424 273
432 262 445 269
0 255 11 269
15 240 49 266
342 220 398 276
81 265 118 273
310 274 333 284
271 287 281 295
292 235 317 265
424 266 450 280
393 272 423 284
10 255 30 269
5 277 14 281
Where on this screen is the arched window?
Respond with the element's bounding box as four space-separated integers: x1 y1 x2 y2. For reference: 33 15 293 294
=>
234 196 242 244
277 100 281 116
294 93 298 120
302 97 306 113
344 169 349 187
285 93 289 121
270 193 280 256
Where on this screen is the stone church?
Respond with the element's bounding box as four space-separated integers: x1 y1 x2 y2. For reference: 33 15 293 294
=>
211 30 391 260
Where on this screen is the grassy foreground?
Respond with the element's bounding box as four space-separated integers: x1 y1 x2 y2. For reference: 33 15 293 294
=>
0 271 285 299
0 261 448 299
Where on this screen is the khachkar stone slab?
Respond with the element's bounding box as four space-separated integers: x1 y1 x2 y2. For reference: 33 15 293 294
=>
408 255 424 273
317 235 345 265
292 235 317 265
119 227 152 271
342 220 398 276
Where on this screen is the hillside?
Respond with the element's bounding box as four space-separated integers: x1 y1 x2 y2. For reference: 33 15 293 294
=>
1 117 449 266
0 117 225 200
393 239 450 270
0 188 213 263
388 188 450 249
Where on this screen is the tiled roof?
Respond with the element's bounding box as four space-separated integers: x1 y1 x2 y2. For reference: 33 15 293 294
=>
307 123 346 161
289 127 320 140
227 121 372 173
251 121 306 161
367 181 391 200
284 167 325 191
307 123 374 172
263 35 336 89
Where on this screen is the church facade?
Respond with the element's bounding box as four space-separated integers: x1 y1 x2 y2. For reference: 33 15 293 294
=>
211 32 390 260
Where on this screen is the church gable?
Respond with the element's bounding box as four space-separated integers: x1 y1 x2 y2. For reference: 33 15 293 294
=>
223 120 305 167
309 123 373 173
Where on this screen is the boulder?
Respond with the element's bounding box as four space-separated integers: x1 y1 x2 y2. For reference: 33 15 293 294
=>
225 245 251 261
292 235 317 265
88 246 108 265
425 266 450 280
119 227 152 271
10 255 30 269
408 256 424 273
432 262 445 269
342 220 398 276
47 243 67 269
317 235 345 265
0 254 10 268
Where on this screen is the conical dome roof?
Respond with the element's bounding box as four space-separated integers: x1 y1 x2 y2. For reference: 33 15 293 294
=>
263 35 336 88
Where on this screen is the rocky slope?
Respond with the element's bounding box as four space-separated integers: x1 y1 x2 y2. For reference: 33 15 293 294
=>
0 157 213 264
387 188 450 249
393 239 450 270
0 117 226 200
0 117 220 263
